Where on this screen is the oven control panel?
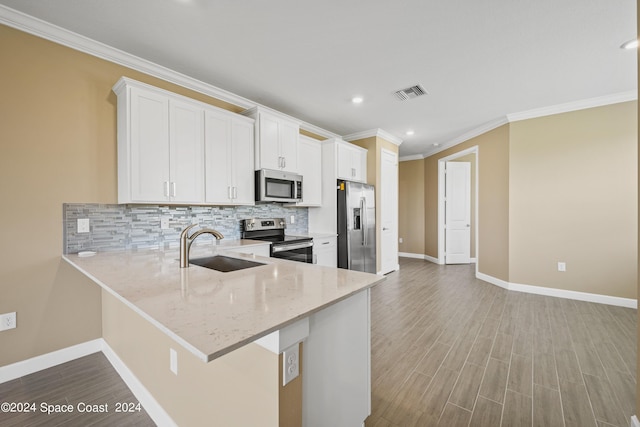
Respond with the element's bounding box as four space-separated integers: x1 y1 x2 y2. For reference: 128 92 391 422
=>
242 218 286 231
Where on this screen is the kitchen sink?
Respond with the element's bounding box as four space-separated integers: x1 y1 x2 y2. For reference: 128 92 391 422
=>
189 255 265 273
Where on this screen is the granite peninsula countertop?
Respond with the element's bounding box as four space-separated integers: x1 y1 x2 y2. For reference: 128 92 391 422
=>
63 240 384 362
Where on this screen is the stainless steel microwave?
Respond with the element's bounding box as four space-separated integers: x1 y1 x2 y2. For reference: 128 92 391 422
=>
255 169 303 203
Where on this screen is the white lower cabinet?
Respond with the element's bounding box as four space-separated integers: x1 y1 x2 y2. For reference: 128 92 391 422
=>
313 236 337 267
225 243 270 257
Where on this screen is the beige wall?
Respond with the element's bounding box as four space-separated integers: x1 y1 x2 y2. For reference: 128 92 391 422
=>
509 102 637 299
0 24 243 366
424 125 511 281
398 160 425 255
102 291 280 426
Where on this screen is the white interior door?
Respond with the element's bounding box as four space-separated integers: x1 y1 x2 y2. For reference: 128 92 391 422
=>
380 149 398 274
445 161 471 264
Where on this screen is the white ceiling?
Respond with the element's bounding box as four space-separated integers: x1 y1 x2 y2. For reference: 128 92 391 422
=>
0 0 636 157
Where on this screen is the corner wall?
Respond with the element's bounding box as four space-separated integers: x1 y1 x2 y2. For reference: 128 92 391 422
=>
509 101 637 299
423 125 511 281
0 24 242 366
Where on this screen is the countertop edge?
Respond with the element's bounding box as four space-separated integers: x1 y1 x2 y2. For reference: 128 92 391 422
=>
62 255 210 363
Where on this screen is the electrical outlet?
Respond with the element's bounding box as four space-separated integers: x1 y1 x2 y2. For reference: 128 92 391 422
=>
0 312 16 331
290 215 295 224
160 217 170 230
399 237 403 243
170 348 178 375
77 218 90 233
558 262 566 272
282 343 299 386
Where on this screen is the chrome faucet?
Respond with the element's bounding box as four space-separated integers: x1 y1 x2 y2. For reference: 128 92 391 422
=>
179 224 224 268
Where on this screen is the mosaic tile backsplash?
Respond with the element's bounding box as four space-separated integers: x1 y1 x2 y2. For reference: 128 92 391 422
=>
63 203 309 254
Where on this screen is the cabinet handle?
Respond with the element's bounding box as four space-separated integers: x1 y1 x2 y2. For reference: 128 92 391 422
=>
283 157 286 168
228 186 232 199
164 181 170 197
322 242 330 245
232 186 237 199
171 182 177 197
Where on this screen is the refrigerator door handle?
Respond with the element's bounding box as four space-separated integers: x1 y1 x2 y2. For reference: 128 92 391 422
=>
361 197 366 246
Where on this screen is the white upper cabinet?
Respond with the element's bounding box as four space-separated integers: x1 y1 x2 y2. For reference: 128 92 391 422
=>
296 135 322 206
243 107 300 173
169 99 205 203
113 77 253 205
116 82 205 204
204 108 255 205
336 139 367 183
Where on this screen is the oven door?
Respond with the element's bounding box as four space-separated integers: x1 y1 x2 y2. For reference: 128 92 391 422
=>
271 241 314 263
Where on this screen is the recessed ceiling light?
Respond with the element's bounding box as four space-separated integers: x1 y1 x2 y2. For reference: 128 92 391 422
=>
620 39 639 49
351 96 363 104
433 143 440 147
406 130 415 136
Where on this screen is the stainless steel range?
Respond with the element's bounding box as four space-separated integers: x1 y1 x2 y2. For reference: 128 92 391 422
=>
241 218 314 263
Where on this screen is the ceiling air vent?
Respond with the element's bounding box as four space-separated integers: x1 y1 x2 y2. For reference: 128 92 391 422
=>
394 84 428 101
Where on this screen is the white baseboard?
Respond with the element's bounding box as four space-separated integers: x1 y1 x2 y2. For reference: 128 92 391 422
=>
631 415 640 427
477 273 638 309
0 339 176 427
101 341 177 427
0 339 102 383
398 252 425 259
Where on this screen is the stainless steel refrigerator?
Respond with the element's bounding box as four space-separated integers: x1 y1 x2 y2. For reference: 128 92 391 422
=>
337 179 376 273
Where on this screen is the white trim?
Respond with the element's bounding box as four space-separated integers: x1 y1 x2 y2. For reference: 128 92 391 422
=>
398 252 426 259
300 122 341 140
101 341 177 427
343 129 403 145
428 117 508 158
470 258 477 263
0 339 102 384
0 338 176 426
424 254 442 265
399 154 426 162
0 4 344 143
507 91 637 122
630 415 640 427
476 273 638 309
438 146 479 273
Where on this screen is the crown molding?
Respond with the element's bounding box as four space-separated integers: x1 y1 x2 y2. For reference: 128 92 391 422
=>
299 122 341 140
507 90 638 122
343 129 403 145
0 4 343 139
399 154 426 162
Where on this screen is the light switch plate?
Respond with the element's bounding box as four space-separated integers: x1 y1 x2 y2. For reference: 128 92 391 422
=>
558 262 566 272
160 217 170 230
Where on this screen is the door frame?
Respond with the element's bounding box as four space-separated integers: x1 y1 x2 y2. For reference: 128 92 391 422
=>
437 146 479 273
380 148 399 274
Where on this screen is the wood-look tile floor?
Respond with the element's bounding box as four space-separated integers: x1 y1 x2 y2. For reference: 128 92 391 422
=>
366 258 637 427
0 352 155 426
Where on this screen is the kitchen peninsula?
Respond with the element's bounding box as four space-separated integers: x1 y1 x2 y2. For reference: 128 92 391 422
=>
63 241 384 427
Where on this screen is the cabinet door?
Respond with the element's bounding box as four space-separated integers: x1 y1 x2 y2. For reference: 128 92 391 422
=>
169 99 205 203
129 87 170 202
204 109 232 203
298 136 322 206
352 148 367 183
257 113 281 170
337 143 355 181
314 237 337 267
279 119 299 172
231 119 255 205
